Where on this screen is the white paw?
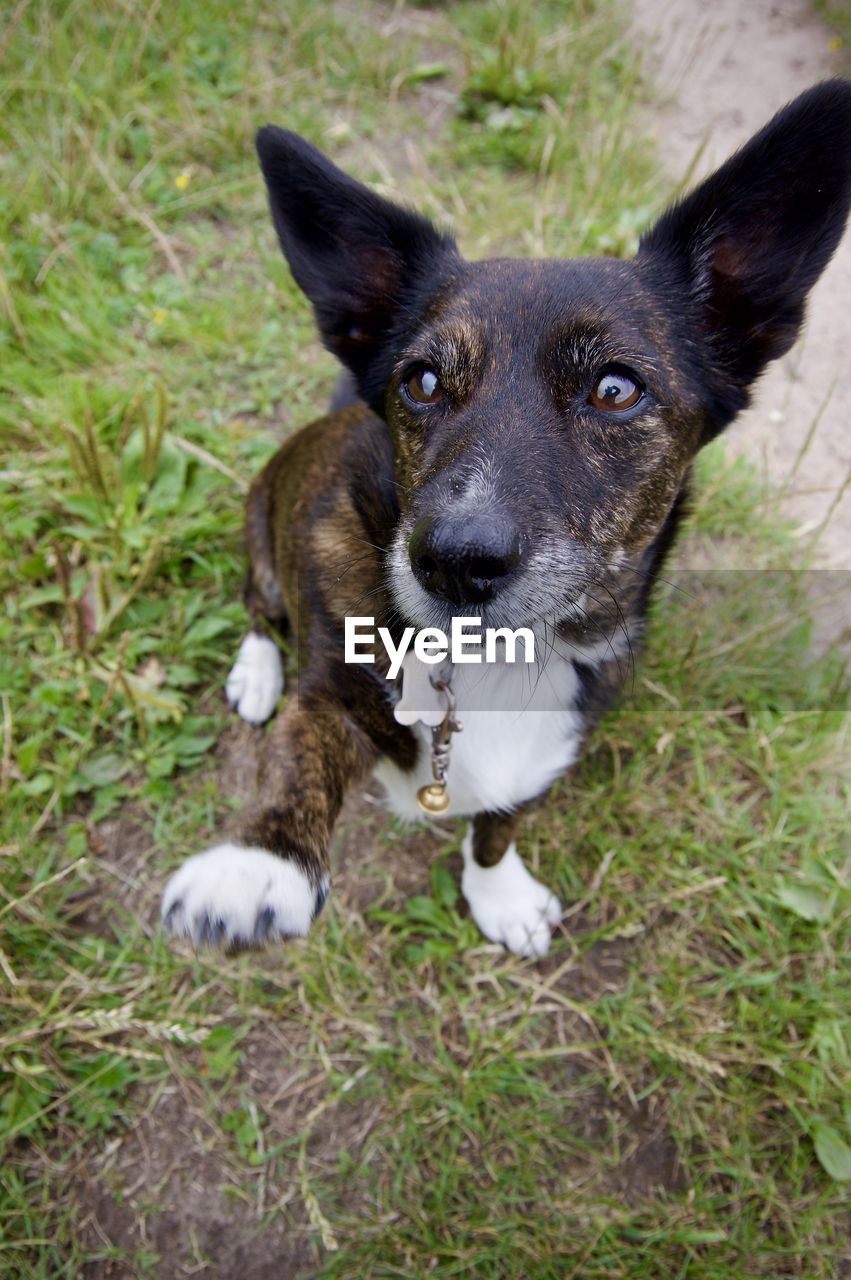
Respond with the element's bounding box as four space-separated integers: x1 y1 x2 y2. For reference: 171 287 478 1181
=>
461 830 560 958
161 842 328 948
225 633 284 725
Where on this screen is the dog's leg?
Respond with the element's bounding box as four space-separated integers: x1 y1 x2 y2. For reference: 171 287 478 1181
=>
462 811 561 959
224 472 291 726
162 695 373 948
225 629 284 726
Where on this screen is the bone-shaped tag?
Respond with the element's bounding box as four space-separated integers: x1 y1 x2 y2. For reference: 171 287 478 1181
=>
393 652 447 727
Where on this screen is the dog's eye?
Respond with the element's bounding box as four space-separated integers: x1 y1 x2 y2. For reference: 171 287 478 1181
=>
589 369 643 412
404 368 443 406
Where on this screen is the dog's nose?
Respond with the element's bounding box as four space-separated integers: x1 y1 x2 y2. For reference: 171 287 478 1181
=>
408 513 524 605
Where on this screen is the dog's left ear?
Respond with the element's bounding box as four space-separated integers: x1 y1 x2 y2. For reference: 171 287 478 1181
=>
256 127 460 403
638 79 851 425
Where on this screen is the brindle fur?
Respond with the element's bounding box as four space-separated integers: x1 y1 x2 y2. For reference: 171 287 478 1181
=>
471 809 525 869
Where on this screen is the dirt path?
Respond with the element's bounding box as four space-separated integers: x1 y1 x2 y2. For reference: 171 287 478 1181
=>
631 0 850 573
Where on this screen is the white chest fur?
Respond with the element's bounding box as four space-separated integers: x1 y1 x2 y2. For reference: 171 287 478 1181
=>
373 644 587 819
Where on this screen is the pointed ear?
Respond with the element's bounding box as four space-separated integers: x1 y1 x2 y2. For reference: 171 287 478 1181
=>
638 80 851 417
256 127 459 399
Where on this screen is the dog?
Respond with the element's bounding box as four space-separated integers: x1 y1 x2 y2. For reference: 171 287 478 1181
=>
162 80 851 958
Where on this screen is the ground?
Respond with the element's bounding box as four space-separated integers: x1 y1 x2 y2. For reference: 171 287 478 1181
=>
633 0 851 576
2 1 850 1277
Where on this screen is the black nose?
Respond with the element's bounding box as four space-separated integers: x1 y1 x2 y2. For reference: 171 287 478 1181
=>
408 513 524 605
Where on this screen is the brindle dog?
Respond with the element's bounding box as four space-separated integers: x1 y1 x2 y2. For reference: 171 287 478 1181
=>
163 81 851 958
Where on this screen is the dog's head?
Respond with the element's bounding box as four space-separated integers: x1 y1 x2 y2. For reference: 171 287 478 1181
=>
257 81 851 632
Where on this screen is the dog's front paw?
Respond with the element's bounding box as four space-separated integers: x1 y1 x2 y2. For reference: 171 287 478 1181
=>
225 633 284 725
162 843 329 948
461 834 560 958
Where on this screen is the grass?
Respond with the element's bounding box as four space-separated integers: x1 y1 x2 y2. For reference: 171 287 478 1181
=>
1 0 850 1276
816 0 851 72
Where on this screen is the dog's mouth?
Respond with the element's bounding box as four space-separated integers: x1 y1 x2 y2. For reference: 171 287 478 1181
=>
387 520 596 636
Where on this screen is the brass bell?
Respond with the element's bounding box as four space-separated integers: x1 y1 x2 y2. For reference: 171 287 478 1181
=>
416 782 450 815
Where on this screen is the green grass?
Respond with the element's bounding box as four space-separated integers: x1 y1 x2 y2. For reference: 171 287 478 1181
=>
815 0 851 72
2 1 850 1277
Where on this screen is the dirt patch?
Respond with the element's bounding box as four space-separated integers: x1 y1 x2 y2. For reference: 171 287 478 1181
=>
212 718 266 802
333 784 454 908
631 0 851 576
67 814 155 937
71 1088 319 1280
567 1088 686 1202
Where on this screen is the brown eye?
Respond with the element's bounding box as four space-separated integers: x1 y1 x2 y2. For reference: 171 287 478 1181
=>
588 369 643 412
405 367 443 405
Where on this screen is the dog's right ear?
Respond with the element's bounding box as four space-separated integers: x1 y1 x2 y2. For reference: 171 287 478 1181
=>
256 128 459 402
638 80 851 431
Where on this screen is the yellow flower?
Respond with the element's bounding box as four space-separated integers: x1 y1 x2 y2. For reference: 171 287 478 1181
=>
829 36 844 50
174 169 191 191
152 308 167 325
